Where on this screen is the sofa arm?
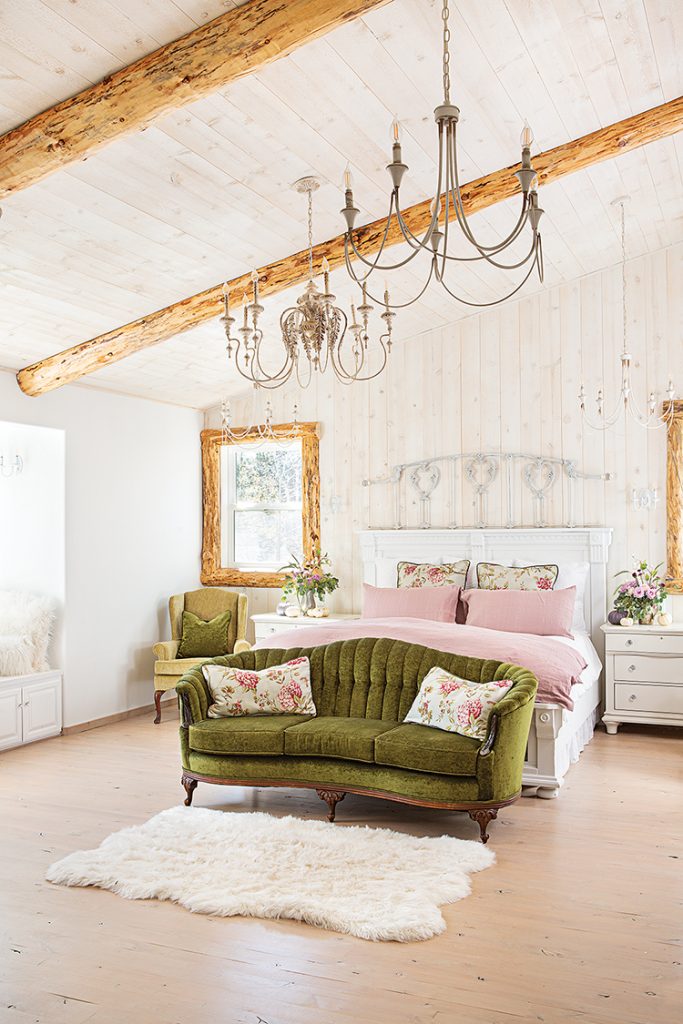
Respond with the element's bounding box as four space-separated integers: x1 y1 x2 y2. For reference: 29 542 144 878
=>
234 639 252 654
153 640 180 660
477 666 538 802
176 666 211 726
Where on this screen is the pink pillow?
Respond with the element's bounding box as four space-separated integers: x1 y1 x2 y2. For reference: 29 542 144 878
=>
462 586 576 638
362 583 460 623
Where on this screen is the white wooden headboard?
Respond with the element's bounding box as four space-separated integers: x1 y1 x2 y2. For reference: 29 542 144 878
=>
358 528 613 651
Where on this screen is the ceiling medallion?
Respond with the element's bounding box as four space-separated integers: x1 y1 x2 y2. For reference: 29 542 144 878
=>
221 178 394 390
340 0 544 311
579 197 675 431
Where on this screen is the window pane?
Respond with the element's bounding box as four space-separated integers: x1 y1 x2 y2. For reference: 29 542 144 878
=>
234 443 302 505
234 509 302 566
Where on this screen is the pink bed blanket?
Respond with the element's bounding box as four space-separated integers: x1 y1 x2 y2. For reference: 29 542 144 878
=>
254 617 588 710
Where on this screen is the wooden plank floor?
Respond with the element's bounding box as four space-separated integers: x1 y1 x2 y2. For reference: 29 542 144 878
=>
1 711 681 1024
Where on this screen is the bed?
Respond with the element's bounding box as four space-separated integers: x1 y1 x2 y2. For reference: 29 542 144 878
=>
358 527 612 798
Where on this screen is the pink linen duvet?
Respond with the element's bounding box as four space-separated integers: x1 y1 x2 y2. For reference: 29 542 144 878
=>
254 617 587 710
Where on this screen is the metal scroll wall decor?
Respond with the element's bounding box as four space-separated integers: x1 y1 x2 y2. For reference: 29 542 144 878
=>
362 452 613 530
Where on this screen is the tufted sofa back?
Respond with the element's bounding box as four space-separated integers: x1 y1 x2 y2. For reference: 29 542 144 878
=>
180 637 536 724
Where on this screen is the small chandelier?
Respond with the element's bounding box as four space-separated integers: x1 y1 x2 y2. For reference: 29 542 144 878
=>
579 197 675 431
220 395 300 447
339 0 544 311
221 177 394 389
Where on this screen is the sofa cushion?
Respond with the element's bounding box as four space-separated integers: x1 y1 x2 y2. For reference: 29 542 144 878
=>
375 723 480 776
156 657 208 676
189 715 313 756
284 717 397 763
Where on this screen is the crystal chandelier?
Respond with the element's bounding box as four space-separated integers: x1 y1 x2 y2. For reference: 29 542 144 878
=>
221 178 394 389
579 198 675 431
339 0 544 311
220 396 301 447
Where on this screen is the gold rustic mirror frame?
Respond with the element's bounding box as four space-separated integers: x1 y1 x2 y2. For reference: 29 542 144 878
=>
666 401 683 593
200 421 320 588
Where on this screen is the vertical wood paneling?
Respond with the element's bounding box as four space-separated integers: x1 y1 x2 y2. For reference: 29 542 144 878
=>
209 243 682 615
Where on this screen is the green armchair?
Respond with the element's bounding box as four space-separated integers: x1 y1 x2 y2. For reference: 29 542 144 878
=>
153 588 249 723
176 638 537 842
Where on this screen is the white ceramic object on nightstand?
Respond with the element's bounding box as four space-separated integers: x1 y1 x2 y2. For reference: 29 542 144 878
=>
601 624 683 734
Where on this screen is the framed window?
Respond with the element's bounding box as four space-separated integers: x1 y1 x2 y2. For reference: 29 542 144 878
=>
666 401 683 593
201 421 320 588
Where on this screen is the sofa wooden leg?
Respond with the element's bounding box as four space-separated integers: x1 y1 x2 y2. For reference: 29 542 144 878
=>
468 808 498 844
154 690 163 725
316 789 346 822
181 774 197 807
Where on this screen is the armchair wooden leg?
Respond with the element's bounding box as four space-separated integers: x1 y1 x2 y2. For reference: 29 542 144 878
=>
181 774 198 806
153 690 163 724
316 789 346 822
468 807 498 844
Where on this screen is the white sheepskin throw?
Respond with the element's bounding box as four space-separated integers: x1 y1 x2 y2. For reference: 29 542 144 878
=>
47 806 495 941
0 591 55 674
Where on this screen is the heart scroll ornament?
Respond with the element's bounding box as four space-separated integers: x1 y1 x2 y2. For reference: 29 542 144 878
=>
409 462 441 500
465 455 498 495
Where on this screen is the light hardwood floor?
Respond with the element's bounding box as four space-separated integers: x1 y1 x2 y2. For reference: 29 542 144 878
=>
1 711 681 1024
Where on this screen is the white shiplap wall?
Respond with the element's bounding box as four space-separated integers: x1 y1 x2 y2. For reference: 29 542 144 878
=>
205 242 683 631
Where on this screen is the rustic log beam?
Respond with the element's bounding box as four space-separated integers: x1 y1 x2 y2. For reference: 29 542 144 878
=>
0 0 391 200
17 97 683 397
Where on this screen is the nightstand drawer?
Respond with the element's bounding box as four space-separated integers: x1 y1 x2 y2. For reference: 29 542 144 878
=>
607 633 683 655
615 682 683 714
614 655 683 684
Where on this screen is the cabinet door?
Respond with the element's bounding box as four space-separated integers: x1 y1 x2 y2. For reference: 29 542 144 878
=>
0 687 23 751
22 676 62 743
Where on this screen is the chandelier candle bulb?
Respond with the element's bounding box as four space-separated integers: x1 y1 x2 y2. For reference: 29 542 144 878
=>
520 120 534 149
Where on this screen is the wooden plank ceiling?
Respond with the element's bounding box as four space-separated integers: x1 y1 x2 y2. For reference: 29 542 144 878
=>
1 0 681 409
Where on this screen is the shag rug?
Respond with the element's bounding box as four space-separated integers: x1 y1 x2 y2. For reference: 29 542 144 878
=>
46 806 495 941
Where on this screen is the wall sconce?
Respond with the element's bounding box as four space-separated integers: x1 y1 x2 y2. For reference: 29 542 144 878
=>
632 487 659 512
0 454 23 478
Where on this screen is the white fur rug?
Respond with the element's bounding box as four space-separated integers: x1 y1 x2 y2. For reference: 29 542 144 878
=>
46 806 495 941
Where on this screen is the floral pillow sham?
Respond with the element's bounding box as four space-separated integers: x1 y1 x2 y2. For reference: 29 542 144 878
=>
203 657 316 718
397 559 470 589
404 666 513 741
476 561 558 592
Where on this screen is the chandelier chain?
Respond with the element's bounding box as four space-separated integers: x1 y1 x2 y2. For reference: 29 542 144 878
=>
307 187 314 278
620 200 627 356
442 0 451 104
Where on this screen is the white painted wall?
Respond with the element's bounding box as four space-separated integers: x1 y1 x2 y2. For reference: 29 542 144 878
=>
0 371 203 727
0 419 66 668
206 243 683 632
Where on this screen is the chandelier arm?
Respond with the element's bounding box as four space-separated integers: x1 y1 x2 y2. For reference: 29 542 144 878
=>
434 248 541 308
448 127 531 254
248 322 298 386
332 332 389 383
359 261 437 312
345 192 427 273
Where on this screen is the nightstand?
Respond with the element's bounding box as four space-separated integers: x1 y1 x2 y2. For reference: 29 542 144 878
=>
252 611 358 645
601 624 683 734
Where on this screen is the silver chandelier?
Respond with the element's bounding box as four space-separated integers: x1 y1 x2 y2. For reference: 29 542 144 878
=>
221 177 394 389
340 0 544 310
579 197 675 431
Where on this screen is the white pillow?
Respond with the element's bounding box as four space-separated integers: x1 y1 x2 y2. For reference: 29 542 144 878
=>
555 563 589 634
203 657 316 718
513 560 589 635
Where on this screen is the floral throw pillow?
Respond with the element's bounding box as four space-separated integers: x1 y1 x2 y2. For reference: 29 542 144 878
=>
203 658 316 718
397 560 470 589
476 562 558 592
404 666 513 741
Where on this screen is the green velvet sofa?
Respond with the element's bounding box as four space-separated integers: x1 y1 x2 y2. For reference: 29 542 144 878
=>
176 638 538 843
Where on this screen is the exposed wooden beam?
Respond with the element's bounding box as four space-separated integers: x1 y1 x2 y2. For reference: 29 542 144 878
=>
17 97 683 397
0 0 391 200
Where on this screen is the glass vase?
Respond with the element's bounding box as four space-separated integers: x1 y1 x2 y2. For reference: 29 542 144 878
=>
297 590 316 615
638 606 655 626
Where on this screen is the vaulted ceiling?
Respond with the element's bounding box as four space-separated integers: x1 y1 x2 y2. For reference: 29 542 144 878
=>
1 0 681 408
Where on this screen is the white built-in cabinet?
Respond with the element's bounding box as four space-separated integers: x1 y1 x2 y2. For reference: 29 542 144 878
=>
0 670 62 750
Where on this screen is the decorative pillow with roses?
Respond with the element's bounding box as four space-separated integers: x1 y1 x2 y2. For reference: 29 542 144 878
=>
397 559 470 589
403 666 513 741
476 562 558 592
203 658 317 718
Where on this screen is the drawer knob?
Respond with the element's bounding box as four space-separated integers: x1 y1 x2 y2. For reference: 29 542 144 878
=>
628 664 636 672
626 639 633 646
628 693 637 702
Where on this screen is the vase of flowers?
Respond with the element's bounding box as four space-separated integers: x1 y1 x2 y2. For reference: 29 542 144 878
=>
613 561 667 625
280 550 339 616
